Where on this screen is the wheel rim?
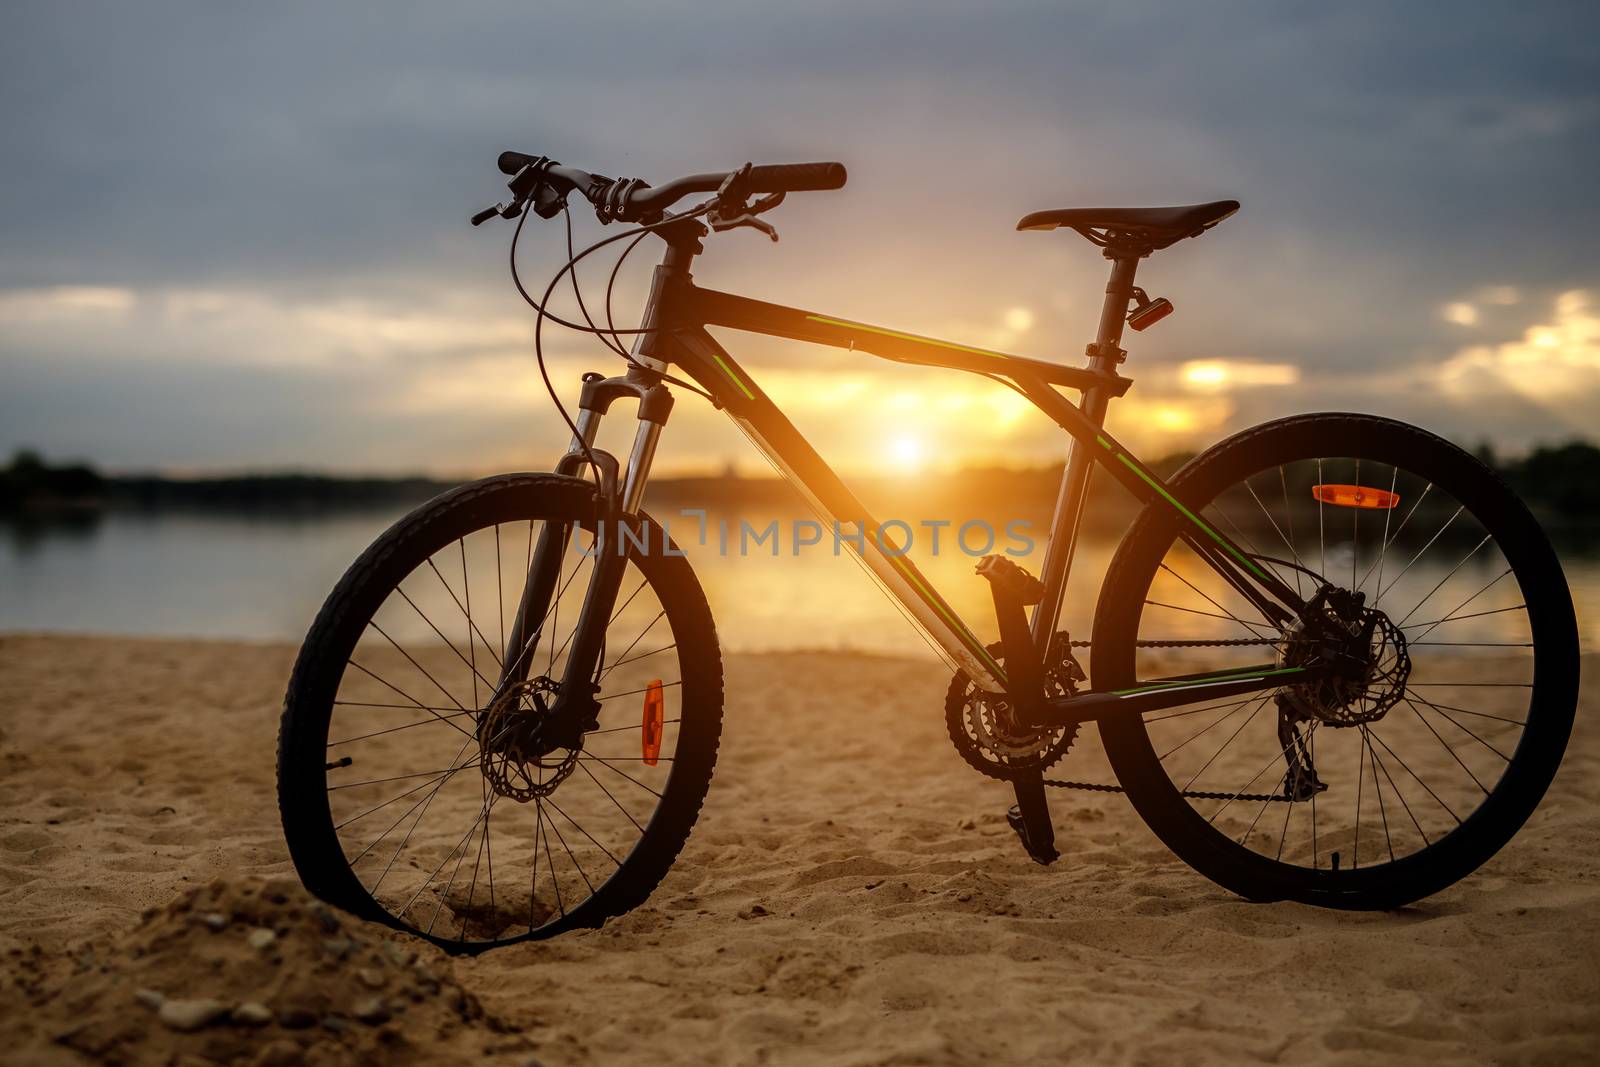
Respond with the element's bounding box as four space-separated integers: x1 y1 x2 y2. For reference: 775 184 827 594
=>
317 515 692 946
1109 447 1557 884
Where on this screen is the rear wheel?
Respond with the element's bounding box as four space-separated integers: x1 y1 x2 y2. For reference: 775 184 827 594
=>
278 473 723 951
1093 414 1578 908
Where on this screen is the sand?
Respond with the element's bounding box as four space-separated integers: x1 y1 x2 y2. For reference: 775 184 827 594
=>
1 634 1597 1065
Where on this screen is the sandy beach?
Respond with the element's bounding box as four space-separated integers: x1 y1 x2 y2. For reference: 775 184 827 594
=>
1 634 1597 1066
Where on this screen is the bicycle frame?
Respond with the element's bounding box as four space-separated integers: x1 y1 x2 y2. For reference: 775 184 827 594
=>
527 228 1324 730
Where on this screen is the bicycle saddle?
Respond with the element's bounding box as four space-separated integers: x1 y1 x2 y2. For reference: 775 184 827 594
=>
1017 200 1239 250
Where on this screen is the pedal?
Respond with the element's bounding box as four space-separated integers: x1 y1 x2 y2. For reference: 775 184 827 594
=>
1006 774 1059 865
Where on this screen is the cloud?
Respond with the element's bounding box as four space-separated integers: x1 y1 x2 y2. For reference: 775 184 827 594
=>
1436 290 1600 429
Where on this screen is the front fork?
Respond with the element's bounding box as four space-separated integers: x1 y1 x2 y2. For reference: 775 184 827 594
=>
492 369 673 742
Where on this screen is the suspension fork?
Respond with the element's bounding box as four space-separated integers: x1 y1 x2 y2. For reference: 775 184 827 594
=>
495 366 674 732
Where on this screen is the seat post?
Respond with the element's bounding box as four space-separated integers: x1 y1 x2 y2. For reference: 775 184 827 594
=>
1090 254 1140 370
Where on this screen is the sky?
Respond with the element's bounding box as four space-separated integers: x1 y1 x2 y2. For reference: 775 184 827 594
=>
2 1 1597 477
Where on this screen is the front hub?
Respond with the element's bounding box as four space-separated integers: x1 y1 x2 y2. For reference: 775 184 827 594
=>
477 677 580 802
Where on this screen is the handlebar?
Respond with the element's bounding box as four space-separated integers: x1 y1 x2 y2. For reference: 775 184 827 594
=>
488 152 846 225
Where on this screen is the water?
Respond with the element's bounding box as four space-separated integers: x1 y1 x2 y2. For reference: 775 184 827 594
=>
4 503 1596 656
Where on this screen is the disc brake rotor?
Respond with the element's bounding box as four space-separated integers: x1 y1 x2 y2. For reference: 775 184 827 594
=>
478 678 579 802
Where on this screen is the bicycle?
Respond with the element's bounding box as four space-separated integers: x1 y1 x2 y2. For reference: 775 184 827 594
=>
277 152 1580 953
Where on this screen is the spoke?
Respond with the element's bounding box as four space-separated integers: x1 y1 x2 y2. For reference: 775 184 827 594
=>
1394 534 1491 627
581 753 664 798
1209 725 1310 826
1407 569 1515 645
1373 505 1464 608
404 791 498 920
1353 726 1366 868
1156 562 1278 639
1357 481 1433 593
393 586 499 695
597 681 682 704
330 763 481 791
462 538 480 710
1403 602 1526 631
1365 464 1400 598
357 734 475 874
335 700 466 712
366 622 470 712
1408 682 1530 688
543 806 595 895
1144 695 1260 726
328 709 477 746
1350 459 1359 597
429 788 494 936
1408 695 1513 762
1309 723 1319 869
1144 599 1266 627
610 577 650 624
347 660 474 740
597 610 668 681
1367 727 1460 824
1407 700 1490 795
1159 697 1258 761
495 523 506 663
1180 695 1271 791
424 557 504 673
1317 457 1325 579
1277 465 1303 598
544 796 623 867
1364 729 1396 862
537 799 566 917
1399 696 1524 727
585 715 682 735
577 760 646 833
1211 495 1299 591
600 641 675 679
1364 726 1431 846
529 798 544 931
334 758 480 830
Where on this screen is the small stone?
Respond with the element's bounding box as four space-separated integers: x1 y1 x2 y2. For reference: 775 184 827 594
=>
231 1002 273 1027
739 903 770 919
357 967 386 989
956 891 973 903
253 1040 302 1067
315 907 341 934
353 997 391 1025
201 913 228 932
380 942 411 967
158 997 228 1032
246 928 277 950
321 1015 349 1034
322 938 353 959
278 1008 316 1030
134 988 165 1010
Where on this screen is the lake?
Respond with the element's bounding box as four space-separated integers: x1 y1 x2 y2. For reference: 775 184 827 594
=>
4 500 1595 658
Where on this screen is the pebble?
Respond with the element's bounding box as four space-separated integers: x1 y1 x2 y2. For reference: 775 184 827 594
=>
315 907 342 934
201 913 228 932
278 1008 316 1030
246 928 277 950
357 967 387 989
321 1015 349 1034
231 1001 273 1027
157 997 228 1032
380 942 411 967
353 996 391 1025
134 988 165 1010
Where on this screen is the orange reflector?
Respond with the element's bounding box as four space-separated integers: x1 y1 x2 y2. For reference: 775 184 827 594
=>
642 679 665 766
1312 484 1400 510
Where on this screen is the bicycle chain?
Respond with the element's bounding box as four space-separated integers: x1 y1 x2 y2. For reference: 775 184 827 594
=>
1042 778 1290 803
1047 636 1287 801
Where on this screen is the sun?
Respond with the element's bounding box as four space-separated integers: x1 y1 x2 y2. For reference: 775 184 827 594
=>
887 434 925 473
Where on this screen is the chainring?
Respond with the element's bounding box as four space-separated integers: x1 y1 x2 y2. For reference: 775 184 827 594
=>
944 633 1085 781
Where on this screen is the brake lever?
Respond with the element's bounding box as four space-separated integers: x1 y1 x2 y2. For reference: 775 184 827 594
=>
708 191 785 242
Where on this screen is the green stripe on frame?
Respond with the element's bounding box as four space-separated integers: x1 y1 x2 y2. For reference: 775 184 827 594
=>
1112 453 1269 580
879 545 1007 683
805 315 1011 362
1111 666 1304 698
711 353 755 400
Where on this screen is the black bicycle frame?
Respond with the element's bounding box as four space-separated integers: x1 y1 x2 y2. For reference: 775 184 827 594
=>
524 228 1321 731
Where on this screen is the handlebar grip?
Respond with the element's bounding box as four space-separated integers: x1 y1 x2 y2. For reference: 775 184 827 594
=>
499 150 538 175
744 162 847 193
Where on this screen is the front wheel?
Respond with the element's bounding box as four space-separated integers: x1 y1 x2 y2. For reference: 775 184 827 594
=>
277 473 724 951
1092 414 1578 909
